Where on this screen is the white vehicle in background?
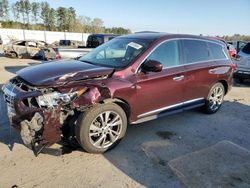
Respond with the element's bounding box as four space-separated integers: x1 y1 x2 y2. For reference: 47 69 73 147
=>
234 42 250 83
56 34 118 59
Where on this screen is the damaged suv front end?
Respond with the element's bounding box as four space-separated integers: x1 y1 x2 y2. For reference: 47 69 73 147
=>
2 60 114 155
2 35 153 155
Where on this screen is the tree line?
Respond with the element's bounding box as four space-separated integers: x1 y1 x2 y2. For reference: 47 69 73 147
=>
223 34 250 42
0 0 132 34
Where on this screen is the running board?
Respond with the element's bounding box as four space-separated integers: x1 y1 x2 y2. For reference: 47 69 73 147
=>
131 100 205 124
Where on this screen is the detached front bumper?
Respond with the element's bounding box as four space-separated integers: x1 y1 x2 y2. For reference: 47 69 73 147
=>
2 81 62 154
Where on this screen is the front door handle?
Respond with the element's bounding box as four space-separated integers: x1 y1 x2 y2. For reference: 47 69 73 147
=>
173 75 184 81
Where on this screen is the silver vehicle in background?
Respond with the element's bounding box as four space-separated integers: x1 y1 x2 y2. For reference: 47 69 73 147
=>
0 35 2 45
234 42 250 83
227 41 247 53
3 40 60 60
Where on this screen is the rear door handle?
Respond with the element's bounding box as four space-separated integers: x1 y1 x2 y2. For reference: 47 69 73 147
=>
209 69 216 74
173 75 184 81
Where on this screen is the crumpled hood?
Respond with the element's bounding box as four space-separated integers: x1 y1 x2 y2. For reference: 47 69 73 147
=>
17 60 114 86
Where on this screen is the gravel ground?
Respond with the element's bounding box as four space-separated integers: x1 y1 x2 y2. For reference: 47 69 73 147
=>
0 56 250 188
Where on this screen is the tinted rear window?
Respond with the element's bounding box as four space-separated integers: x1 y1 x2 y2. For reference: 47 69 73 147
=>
182 40 210 64
242 43 250 54
208 42 228 59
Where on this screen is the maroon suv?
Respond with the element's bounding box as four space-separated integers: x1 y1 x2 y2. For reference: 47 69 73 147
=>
2 33 234 154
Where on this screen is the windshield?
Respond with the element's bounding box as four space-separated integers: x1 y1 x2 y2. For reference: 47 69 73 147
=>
79 38 151 68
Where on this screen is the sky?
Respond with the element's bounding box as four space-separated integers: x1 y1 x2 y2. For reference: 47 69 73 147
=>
9 0 250 36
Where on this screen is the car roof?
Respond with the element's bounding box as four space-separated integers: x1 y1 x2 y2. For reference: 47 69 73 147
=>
118 32 224 44
119 32 168 40
13 39 46 43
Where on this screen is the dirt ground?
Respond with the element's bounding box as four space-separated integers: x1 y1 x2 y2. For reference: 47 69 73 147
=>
0 56 250 188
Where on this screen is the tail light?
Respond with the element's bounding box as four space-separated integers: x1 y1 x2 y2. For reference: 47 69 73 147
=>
53 47 61 60
232 54 241 61
55 53 61 60
230 63 236 70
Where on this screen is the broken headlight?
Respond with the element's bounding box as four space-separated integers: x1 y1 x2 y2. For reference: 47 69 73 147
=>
37 88 87 107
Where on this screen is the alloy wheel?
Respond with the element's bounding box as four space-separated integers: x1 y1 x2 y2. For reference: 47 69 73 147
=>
208 86 224 111
89 111 122 149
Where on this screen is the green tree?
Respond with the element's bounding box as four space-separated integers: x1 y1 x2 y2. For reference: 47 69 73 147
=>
31 2 40 24
47 8 56 31
105 27 131 35
12 2 20 22
91 18 104 33
24 0 31 27
67 7 76 32
0 0 9 21
19 0 26 25
79 16 92 33
56 7 67 31
40 1 50 29
2 1 133 34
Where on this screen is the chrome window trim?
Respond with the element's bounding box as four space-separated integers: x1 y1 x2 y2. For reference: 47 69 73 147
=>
136 38 229 73
137 97 204 118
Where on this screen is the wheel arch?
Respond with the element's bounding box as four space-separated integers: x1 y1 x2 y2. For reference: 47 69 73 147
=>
10 51 18 57
103 98 131 122
218 80 229 94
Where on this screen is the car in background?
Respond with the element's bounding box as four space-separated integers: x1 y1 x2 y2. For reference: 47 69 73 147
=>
227 41 247 53
2 33 234 155
3 40 61 60
234 42 250 83
52 40 85 47
59 40 85 47
209 37 237 58
86 33 118 48
57 34 119 59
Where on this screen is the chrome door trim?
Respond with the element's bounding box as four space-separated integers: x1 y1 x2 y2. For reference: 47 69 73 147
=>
137 98 204 118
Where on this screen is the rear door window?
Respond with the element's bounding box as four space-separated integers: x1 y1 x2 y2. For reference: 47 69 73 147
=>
15 41 26 46
182 39 211 64
146 40 180 68
208 42 228 59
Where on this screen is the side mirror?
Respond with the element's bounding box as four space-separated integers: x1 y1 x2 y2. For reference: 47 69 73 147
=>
142 60 163 73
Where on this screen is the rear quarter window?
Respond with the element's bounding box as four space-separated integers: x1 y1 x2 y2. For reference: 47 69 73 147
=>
208 42 228 60
182 40 210 64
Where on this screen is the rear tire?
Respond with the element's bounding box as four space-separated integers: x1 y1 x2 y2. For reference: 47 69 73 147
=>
10 52 18 58
75 103 127 154
202 83 225 114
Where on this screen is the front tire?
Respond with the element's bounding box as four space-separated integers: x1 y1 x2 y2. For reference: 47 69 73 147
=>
75 103 127 154
202 83 225 114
